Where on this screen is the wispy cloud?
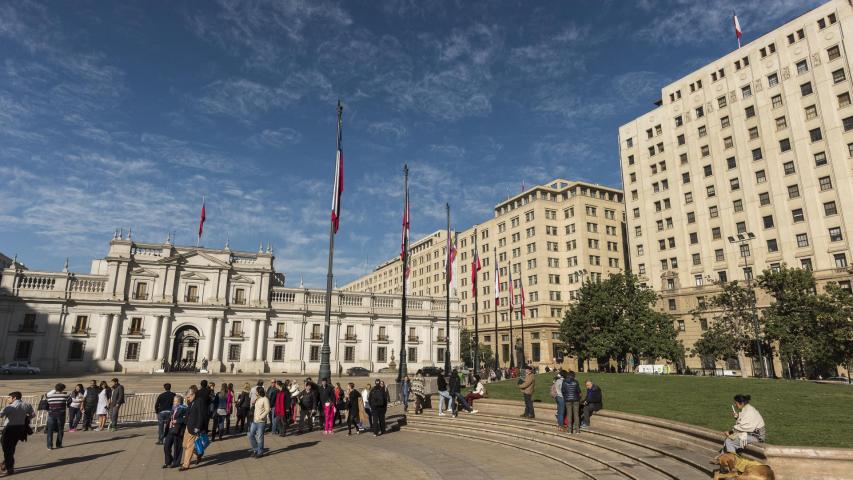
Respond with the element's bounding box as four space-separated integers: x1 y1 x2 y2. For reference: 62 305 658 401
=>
246 127 303 148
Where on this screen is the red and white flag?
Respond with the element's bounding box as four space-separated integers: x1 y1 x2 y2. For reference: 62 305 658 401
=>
445 232 456 284
471 247 481 297
508 265 514 310
197 195 206 246
733 11 742 48
494 256 500 305
520 279 526 319
330 148 344 234
401 175 410 280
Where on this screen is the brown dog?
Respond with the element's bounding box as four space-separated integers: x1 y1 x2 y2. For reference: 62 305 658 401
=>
713 452 775 480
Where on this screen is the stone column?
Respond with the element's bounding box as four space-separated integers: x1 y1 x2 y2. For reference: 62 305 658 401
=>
250 319 260 361
95 314 111 360
256 319 267 363
105 314 122 362
206 317 216 361
213 317 224 362
158 315 172 360
148 315 162 361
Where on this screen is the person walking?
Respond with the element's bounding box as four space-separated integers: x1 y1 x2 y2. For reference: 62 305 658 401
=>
96 380 110 431
436 370 453 416
518 365 536 419
0 391 33 475
82 380 100 431
179 386 204 471
45 383 69 449
163 394 186 469
108 378 125 432
317 378 335 435
580 380 603 429
68 384 86 432
465 376 486 409
248 386 268 458
400 375 411 413
368 379 387 436
236 383 251 433
195 380 211 438
448 369 476 417
334 383 346 426
561 371 581 434
361 383 372 429
155 383 176 445
551 372 565 431
411 371 426 414
344 383 362 435
266 378 278 434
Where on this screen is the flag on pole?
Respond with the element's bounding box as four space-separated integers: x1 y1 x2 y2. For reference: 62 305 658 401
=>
733 11 742 48
197 195 206 246
401 172 410 280
471 246 481 297
494 257 500 305
331 106 344 234
508 265 514 309
520 278 526 319
446 232 456 284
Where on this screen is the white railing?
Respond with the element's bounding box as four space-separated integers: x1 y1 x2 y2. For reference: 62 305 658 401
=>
69 277 106 293
374 297 394 309
17 275 56 291
338 294 362 307
131 247 162 256
232 256 257 264
271 290 296 303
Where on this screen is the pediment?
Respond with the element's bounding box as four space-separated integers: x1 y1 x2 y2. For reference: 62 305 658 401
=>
181 271 209 281
157 250 231 269
130 267 159 278
231 274 254 284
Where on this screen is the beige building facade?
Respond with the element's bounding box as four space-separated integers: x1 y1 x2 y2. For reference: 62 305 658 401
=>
0 235 460 375
619 0 853 375
346 179 627 370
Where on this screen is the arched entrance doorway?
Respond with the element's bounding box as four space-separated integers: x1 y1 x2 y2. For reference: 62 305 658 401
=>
171 325 200 372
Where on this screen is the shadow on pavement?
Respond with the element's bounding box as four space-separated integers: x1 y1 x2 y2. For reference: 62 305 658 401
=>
198 441 320 467
15 450 123 473
63 433 143 447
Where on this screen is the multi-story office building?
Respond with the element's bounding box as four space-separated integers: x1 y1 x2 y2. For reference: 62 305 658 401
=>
342 230 453 297
0 235 460 375
346 179 627 370
619 0 853 375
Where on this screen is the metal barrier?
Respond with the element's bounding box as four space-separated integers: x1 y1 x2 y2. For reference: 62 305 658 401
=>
0 381 441 431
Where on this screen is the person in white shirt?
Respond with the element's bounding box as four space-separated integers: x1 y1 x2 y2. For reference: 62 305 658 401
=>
723 394 766 453
361 384 372 429
464 377 486 408
248 387 269 458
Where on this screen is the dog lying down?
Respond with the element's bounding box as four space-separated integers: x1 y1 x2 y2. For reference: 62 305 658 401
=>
713 452 775 480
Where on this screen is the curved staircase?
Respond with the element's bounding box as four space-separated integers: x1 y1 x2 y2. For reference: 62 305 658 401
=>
406 399 718 479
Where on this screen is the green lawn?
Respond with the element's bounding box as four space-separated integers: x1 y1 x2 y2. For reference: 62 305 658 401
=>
484 373 853 448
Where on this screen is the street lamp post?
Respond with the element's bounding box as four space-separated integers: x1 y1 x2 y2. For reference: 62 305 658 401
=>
728 232 766 378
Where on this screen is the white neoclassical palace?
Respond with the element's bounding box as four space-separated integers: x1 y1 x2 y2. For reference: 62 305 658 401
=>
0 236 461 375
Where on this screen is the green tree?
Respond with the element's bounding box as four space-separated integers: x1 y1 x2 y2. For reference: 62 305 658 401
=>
691 321 740 372
759 265 834 378
560 273 683 371
690 280 757 373
822 283 853 382
459 328 494 368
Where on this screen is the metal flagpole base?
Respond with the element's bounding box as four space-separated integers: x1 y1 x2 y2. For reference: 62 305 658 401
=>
319 345 331 380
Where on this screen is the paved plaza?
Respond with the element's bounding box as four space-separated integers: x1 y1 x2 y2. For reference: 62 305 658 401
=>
4 416 567 479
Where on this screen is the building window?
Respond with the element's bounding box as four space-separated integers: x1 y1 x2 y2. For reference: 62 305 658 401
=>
767 239 778 252
787 184 800 199
775 116 787 130
696 106 704 118
835 253 849 268
752 148 763 161
796 233 810 248
779 138 791 152
228 344 241 362
809 128 823 143
755 170 766 183
767 72 779 87
377 347 387 362
824 201 838 216
827 45 841 60
715 249 725 262
733 199 743 213
408 347 417 363
310 345 321 362
67 340 85 361
13 340 32 361
709 206 719 218
745 105 755 118
233 288 246 305
814 151 827 166
133 282 148 300
677 320 686 332
801 81 813 96
845 116 853 131
801 258 813 271
668 299 676 311
273 345 285 361
783 161 796 175
72 315 88 334
796 60 809 75
759 192 770 205
344 346 355 362
829 227 844 242
839 92 852 108
771 94 782 108
125 342 140 361
819 176 833 191
832 68 846 84
186 285 199 303
763 215 774 229
721 116 730 128
792 208 805 223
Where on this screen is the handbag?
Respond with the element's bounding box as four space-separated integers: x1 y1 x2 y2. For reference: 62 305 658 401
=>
37 396 49 411
194 432 211 454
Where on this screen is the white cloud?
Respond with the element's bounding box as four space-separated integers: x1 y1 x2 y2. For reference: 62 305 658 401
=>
430 144 466 158
246 127 303 148
367 121 408 141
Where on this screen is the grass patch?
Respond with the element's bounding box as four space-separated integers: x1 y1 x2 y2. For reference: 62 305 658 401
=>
484 372 853 448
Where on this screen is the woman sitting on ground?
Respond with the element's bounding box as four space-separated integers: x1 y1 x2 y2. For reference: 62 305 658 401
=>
723 394 766 453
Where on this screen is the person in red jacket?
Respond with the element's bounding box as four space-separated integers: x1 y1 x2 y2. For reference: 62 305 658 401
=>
274 381 290 437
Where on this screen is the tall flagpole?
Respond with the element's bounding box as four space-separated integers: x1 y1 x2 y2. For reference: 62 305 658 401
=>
490 243 498 374
507 259 514 370
398 165 409 383
319 101 343 381
518 263 525 367
472 227 480 375
444 203 452 374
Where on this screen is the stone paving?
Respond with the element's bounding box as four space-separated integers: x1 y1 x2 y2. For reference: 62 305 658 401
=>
4 417 569 479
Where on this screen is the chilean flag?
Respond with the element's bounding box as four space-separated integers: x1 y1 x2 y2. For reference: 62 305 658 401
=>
733 11 742 48
508 265 514 310
446 233 456 284
471 248 481 297
197 195 206 242
494 258 501 305
331 148 344 234
401 177 410 279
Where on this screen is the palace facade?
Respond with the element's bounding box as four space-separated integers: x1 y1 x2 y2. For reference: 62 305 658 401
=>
0 236 460 375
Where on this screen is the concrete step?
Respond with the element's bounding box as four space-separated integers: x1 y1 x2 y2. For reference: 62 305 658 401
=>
409 414 709 480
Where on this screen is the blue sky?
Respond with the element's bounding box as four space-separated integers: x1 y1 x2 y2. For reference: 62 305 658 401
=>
0 0 822 286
